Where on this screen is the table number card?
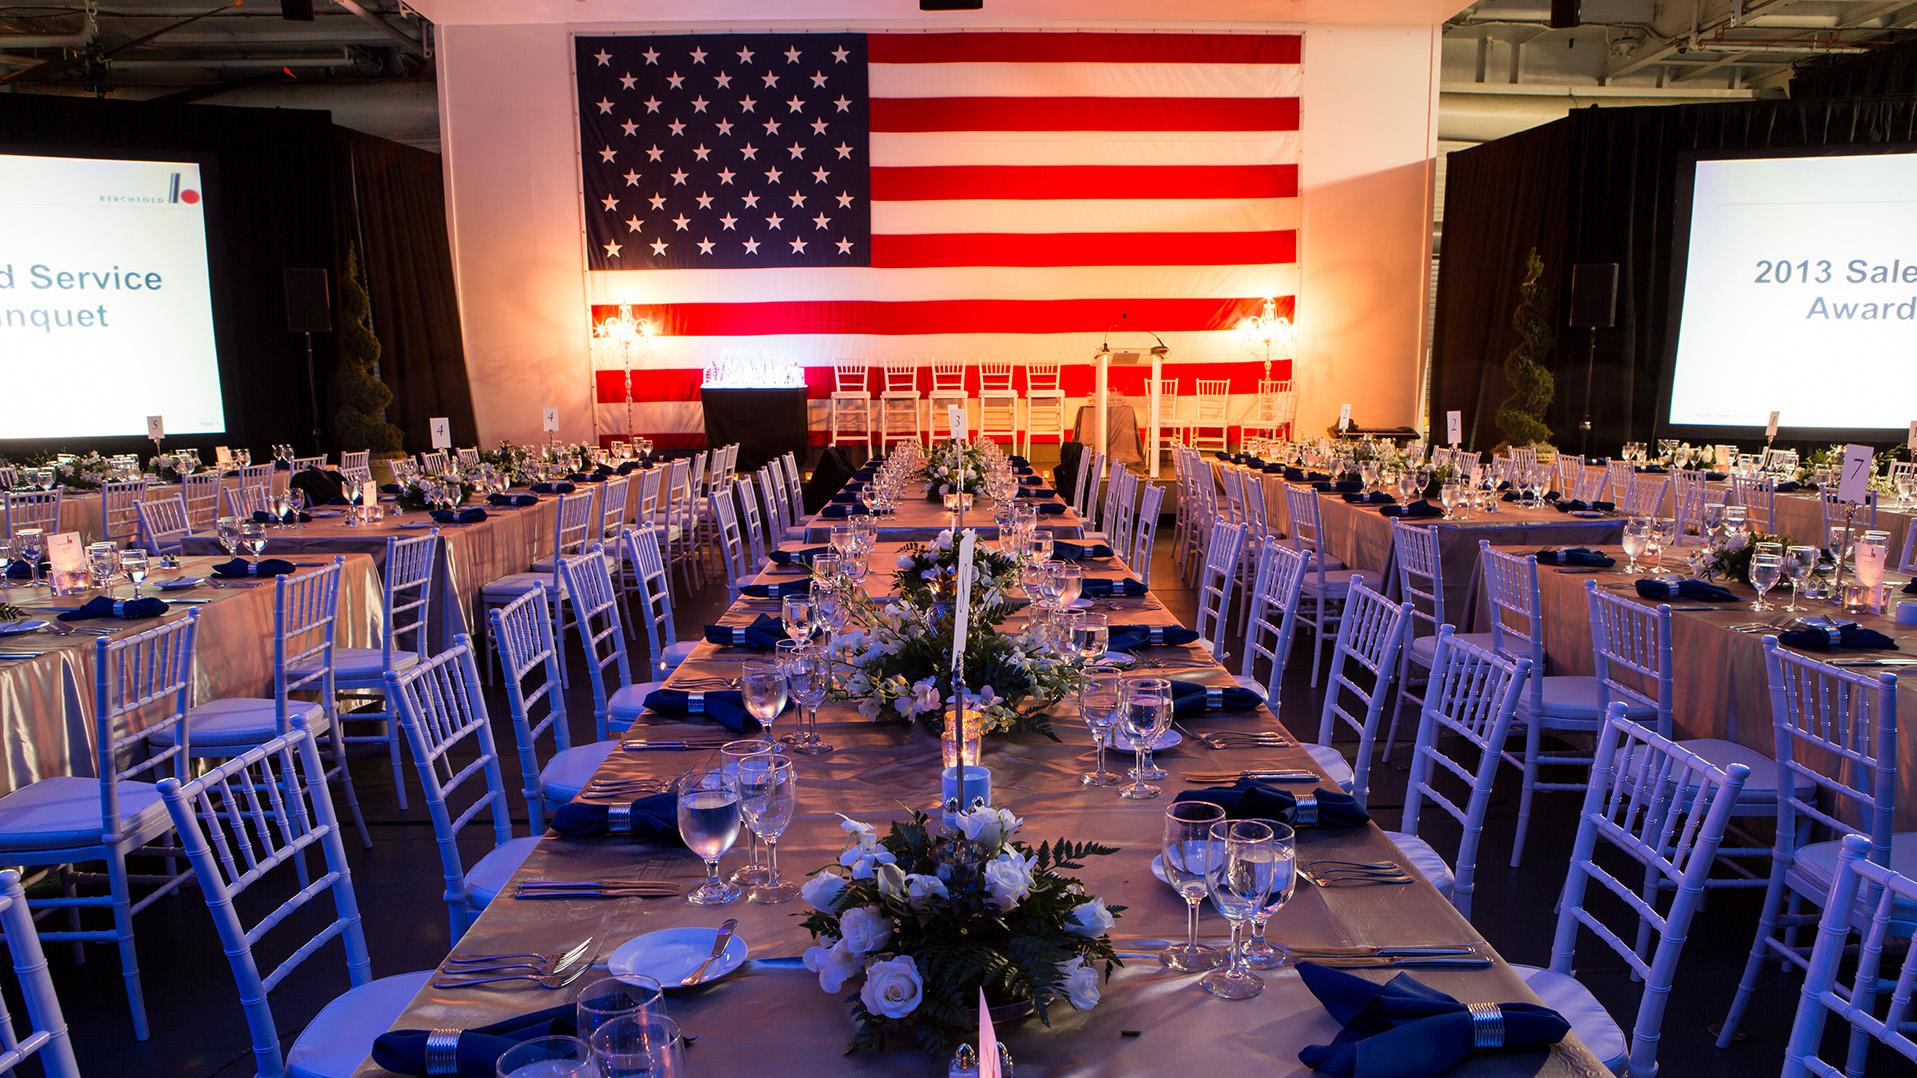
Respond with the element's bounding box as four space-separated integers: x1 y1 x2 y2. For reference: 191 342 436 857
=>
1337 403 1352 432
542 407 560 434
1907 420 1916 457
948 404 967 443
978 987 1001 1078
361 480 378 508
1838 443 1875 504
1766 410 1780 439
47 532 85 593
215 446 233 467
429 417 451 450
146 415 165 441
1445 410 1462 446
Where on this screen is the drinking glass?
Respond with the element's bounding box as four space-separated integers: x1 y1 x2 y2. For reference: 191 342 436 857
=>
1160 800 1226 973
1749 553 1783 612
239 521 267 563
1071 612 1109 663
1621 517 1650 575
1648 517 1676 574
1396 469 1421 504
574 974 664 1045
1054 562 1084 607
590 1014 686 1077
740 662 788 742
811 551 842 587
738 754 799 903
86 542 120 594
830 523 858 561
1438 482 1461 520
786 644 834 755
1201 820 1287 1000
1079 665 1123 787
676 765 743 906
1027 529 1054 566
1785 545 1819 611
719 739 773 886
1238 818 1299 969
16 530 45 590
495 1036 593 1078
780 594 815 644
1117 677 1171 800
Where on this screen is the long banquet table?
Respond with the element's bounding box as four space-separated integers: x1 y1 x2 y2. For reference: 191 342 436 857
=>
0 554 381 797
358 498 1604 1074
38 469 293 545
804 491 1087 543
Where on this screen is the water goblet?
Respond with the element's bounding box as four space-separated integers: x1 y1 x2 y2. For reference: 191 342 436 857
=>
740 662 788 743
738 754 799 903
1079 665 1123 787
1117 677 1171 800
786 645 834 755
1200 820 1286 1000
780 594 815 644
590 1014 686 1077
1027 528 1054 566
574 974 665 1046
1648 517 1677 574
1749 553 1783 612
15 530 45 590
1438 482 1461 520
496 1036 593 1078
1054 562 1084 607
1784 545 1819 610
676 765 743 906
86 542 120 595
215 516 240 558
1160 800 1226 973
719 739 774 886
1238 818 1299 969
1621 517 1650 575
1072 611 1109 663
239 520 267 564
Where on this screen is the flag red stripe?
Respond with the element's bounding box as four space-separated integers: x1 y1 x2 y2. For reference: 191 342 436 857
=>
593 358 1293 403
867 32 1301 66
869 230 1295 268
630 296 1284 337
869 164 1298 201
869 96 1297 133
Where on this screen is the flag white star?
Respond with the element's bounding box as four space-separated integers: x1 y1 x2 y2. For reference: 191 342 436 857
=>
692 143 712 160
831 45 850 63
836 191 854 208
697 236 716 254
738 95 757 112
834 142 853 159
833 95 851 113
641 47 660 65
594 48 612 66
690 96 710 113
625 215 645 232
719 213 738 230
784 45 802 63
643 96 662 113
835 238 854 254
715 119 734 135
810 71 828 88
667 119 686 136
603 238 622 256
689 47 707 64
786 95 805 112
600 194 619 211
739 143 758 160
743 238 761 253
812 212 831 229
646 144 664 162
741 191 761 208
789 236 808 253
788 190 808 207
811 167 830 183
810 118 828 136
669 167 689 185
737 45 755 63
598 146 617 163
650 238 669 255
648 193 667 210
620 119 639 136
765 212 784 229
787 142 806 159
695 191 715 208
764 166 783 184
761 71 780 88
717 167 737 185
672 213 691 231
619 72 638 89
714 71 732 89
623 168 641 185
762 118 781 135
666 72 685 89
596 97 614 114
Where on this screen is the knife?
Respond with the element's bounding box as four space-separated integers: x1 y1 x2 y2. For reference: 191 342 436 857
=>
621 740 730 752
1281 945 1479 959
1302 955 1493 970
681 918 739 986
1828 658 1917 667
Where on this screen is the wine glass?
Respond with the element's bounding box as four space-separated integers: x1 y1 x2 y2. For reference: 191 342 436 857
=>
1784 545 1820 611
786 644 834 755
1079 665 1123 788
1053 562 1084 608
1621 517 1650 575
239 521 267 563
738 754 799 903
496 1036 593 1078
719 739 773 887
1071 612 1109 663
575 974 665 1046
16 529 45 590
829 523 857 562
1160 800 1226 973
675 765 742 906
86 543 120 595
1117 677 1171 800
1438 482 1461 520
1648 517 1677 574
1238 818 1299 970
1200 820 1286 1000
590 1014 686 1077
780 594 815 644
1749 552 1783 612
740 662 788 743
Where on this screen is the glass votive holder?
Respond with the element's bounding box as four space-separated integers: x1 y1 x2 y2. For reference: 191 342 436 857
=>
941 707 981 771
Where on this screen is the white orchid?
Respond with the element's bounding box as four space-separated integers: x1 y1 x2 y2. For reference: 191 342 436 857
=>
803 936 862 994
901 873 948 904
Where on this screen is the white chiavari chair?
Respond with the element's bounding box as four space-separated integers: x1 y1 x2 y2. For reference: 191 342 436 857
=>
388 640 527 941
491 588 581 828
779 451 806 526
1900 520 1917 575
0 614 199 1041
1216 462 1246 536
634 462 665 534
1155 379 1183 457
1024 361 1066 459
1568 466 1608 503
330 531 439 812
829 360 875 450
1112 467 1140 549
1066 444 1095 522
480 489 595 687
1240 378 1292 444
1 489 61 538
1510 446 1538 470
1282 485 1360 688
560 546 661 740
290 454 328 473
710 480 754 598
0 869 80 1076
1820 488 1879 537
978 361 1019 449
1074 450 1106 523
1187 379 1230 454
1729 472 1777 531
180 471 220 531
418 450 448 474
1129 482 1165 589
134 493 192 556
222 484 275 520
100 478 150 545
877 360 923 448
1672 469 1718 542
594 474 632 548
1718 642 1906 1058
1097 460 1128 540
736 474 771 569
659 457 702 591
1192 521 1244 660
1236 542 1307 707
339 449 370 473
1604 459 1635 502
1240 472 1273 545
1519 709 1750 1078
1309 576 1411 805
455 447 480 467
1383 521 1499 760
0 466 15 490
760 463 805 543
927 359 968 440
1782 833 1917 1076
1176 449 1216 584
1619 475 1670 517
1765 447 1801 476
158 719 431 1078
1395 630 1530 919
622 525 695 680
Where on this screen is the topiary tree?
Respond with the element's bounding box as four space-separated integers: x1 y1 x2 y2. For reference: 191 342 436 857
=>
332 247 404 453
1496 248 1555 448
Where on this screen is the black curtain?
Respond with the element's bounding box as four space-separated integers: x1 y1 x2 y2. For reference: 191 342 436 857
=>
1431 96 1917 454
1793 35 1917 99
333 129 477 448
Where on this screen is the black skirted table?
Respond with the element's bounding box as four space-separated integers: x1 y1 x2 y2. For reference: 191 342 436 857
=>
700 386 809 471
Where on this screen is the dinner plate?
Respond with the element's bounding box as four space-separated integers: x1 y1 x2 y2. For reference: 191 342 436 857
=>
1569 510 1606 519
1098 651 1136 667
0 619 50 637
1102 727 1181 752
608 926 749 987
309 510 343 518
1062 598 1094 611
159 577 206 591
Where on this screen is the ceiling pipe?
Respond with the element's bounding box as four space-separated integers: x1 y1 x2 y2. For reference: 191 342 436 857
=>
109 51 354 69
331 0 423 57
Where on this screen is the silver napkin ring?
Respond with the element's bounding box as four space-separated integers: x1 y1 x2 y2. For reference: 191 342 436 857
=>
424 1028 461 1075
1466 1002 1505 1049
1206 687 1223 709
688 691 705 715
1293 793 1319 827
1825 625 1843 646
608 804 633 834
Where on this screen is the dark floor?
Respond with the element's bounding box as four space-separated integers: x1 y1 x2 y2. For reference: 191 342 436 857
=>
13 517 1839 1076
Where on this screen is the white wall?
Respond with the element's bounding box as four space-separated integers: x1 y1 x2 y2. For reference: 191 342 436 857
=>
436 20 1440 444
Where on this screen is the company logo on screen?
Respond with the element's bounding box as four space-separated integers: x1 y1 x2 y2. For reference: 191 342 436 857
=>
96 171 200 206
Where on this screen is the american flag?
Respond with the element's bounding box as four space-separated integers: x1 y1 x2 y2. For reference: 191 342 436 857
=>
576 31 1300 446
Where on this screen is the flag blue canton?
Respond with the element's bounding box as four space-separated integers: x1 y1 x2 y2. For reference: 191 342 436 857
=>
577 33 871 270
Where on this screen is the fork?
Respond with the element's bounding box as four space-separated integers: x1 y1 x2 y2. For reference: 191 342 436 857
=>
1301 867 1414 887
1196 731 1294 749
583 778 670 795
432 954 598 990
444 936 596 975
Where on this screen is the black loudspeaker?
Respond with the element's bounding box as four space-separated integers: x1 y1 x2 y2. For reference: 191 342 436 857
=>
280 0 315 21
1568 263 1618 328
1549 0 1581 29
283 268 332 333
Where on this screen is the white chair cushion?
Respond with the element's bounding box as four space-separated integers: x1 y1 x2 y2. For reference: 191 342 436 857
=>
285 970 435 1078
1299 569 1359 597
463 835 539 909
782 527 808 543
0 776 169 851
539 742 619 805
1512 964 1628 1074
530 551 618 573
1792 832 1917 919
1671 738 1809 810
1382 831 1455 897
1407 632 1501 668
1302 552 1347 572
1304 744 1355 792
662 640 696 670
480 573 564 600
1517 676 1655 727
608 680 669 732
157 697 327 752
300 647 418 687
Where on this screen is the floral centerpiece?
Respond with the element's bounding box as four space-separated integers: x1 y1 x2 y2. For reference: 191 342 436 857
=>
891 533 1021 609
480 440 539 487
1692 527 1797 585
1801 443 1896 496
925 439 989 498
800 808 1123 1055
393 475 474 512
51 452 119 490
146 453 201 484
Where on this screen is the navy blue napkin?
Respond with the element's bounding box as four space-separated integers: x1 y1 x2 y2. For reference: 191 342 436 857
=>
1020 474 1045 486
564 471 605 484
1107 624 1201 651
1534 547 1615 568
854 468 878 482
1778 624 1899 651
372 1004 577 1078
642 688 751 733
1342 491 1397 505
1379 501 1441 519
1905 578 1916 594
274 460 291 471
1013 465 1034 476
529 481 576 495
58 596 169 622
1705 471 1728 482
1283 467 1306 481
740 579 812 599
771 546 829 565
617 460 647 475
830 490 862 504
1216 451 1235 462
820 503 870 518
1033 501 1068 516
1312 480 1363 494
549 792 681 842
379 482 403 494
1080 577 1147 598
1263 464 1287 474
1500 491 1522 502
1552 500 1615 514
4 559 48 580
430 507 488 525
1635 465 1667 474
703 614 789 650
1009 455 1030 468
251 510 310 525
212 558 298 578
1052 540 1115 561
1175 780 1368 827
1167 679 1263 716
1297 963 1570 1078
488 493 537 508
1634 578 1735 602
1016 487 1058 499
1776 481 1802 493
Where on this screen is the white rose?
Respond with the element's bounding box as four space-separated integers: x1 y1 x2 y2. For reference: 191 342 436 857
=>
801 871 847 912
1066 898 1115 939
1058 956 1101 1011
874 862 907 901
895 553 917 571
957 806 1023 850
982 850 1038 911
840 845 897 880
838 905 893 955
803 937 862 994
859 955 924 1020
935 530 954 550
901 873 948 903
